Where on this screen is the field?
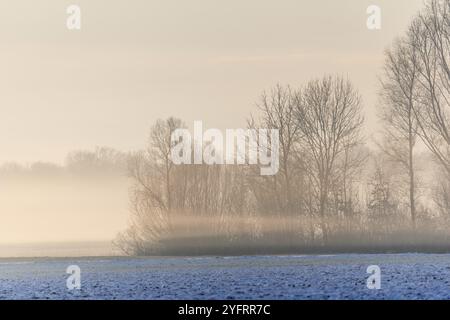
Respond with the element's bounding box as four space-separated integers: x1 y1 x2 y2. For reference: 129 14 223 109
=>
1 254 450 300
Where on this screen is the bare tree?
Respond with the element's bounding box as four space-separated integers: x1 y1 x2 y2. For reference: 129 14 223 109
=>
295 75 364 243
123 118 184 251
380 36 420 228
257 85 300 210
433 170 450 218
248 84 304 239
148 117 185 213
366 160 400 235
408 0 450 172
121 117 256 254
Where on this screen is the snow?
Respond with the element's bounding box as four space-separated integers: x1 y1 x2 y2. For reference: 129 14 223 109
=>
1 254 449 300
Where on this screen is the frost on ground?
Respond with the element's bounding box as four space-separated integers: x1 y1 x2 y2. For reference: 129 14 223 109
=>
0 254 449 300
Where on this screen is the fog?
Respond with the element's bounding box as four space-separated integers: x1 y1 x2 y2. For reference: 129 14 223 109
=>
0 149 129 247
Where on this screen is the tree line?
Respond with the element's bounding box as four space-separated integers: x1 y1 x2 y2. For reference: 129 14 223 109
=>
115 0 450 255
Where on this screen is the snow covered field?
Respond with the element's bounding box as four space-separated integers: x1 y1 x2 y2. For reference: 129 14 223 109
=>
1 254 449 300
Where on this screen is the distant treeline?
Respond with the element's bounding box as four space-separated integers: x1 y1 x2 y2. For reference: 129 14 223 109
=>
0 147 128 178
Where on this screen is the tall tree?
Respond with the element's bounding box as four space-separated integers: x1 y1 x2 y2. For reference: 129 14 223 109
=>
380 37 420 228
408 0 450 173
295 75 364 243
251 85 301 214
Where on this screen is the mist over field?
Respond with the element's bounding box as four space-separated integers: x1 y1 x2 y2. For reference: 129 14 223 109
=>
0 149 129 248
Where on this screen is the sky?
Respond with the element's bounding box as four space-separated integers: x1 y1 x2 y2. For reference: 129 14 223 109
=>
0 0 425 165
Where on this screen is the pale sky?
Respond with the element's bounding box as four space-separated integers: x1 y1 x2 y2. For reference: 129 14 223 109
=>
0 0 425 164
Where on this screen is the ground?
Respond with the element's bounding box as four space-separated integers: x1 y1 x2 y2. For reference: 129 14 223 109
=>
1 254 450 300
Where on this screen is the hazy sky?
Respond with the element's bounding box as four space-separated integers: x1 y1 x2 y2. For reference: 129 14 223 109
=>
0 0 425 164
